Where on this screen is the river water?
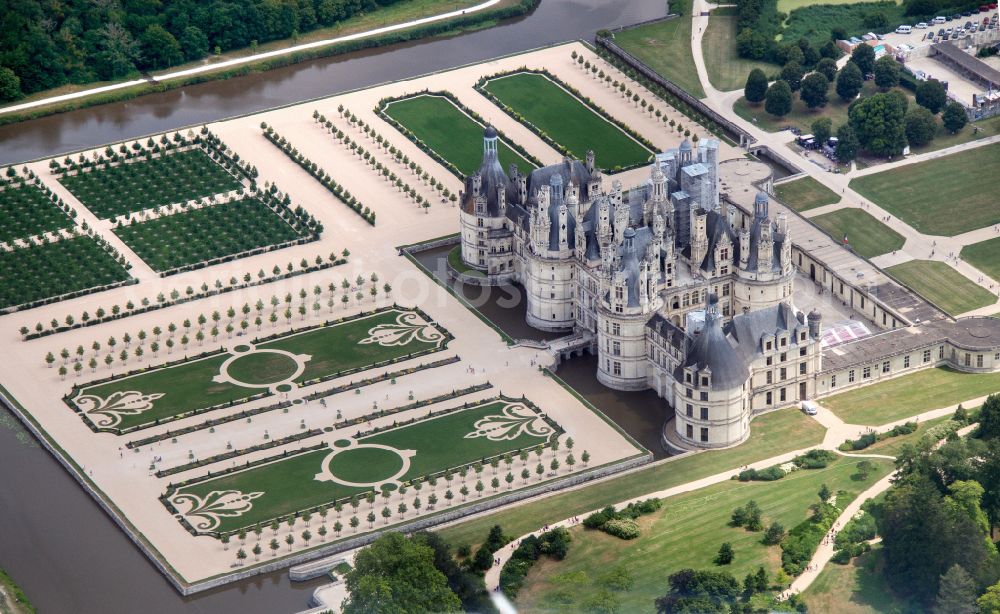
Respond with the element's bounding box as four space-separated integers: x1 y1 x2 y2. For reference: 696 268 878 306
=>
0 0 666 165
0 1 669 612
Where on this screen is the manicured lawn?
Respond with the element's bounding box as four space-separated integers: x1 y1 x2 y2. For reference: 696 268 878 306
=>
862 415 954 458
481 73 654 170
0 181 74 243
811 208 904 259
800 546 917 614
170 399 556 533
60 149 242 219
447 245 484 277
885 260 997 316
515 457 894 612
702 12 776 93
382 94 534 177
961 236 1000 283
71 309 448 430
822 366 1000 425
614 0 704 98
259 309 448 383
114 197 304 273
0 235 130 310
774 176 841 212
909 113 1000 156
776 0 874 13
438 407 826 549
849 143 1000 236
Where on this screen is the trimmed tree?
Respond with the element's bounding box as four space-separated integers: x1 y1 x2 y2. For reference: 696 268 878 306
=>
836 62 864 101
764 80 793 117
848 91 909 158
904 107 937 148
942 102 968 134
780 61 804 92
816 57 838 82
800 72 829 109
835 124 860 163
916 79 948 114
874 55 901 90
851 43 876 75
744 68 769 104
812 117 833 145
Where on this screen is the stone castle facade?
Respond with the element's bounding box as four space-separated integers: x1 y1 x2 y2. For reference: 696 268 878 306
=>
458 128 824 450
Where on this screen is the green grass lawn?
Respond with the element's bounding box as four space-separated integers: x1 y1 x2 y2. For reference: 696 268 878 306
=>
774 176 841 212
861 415 953 458
734 82 907 135
885 260 997 317
482 72 654 170
515 456 894 612
909 113 1000 156
60 149 242 219
614 0 704 98
702 12 776 93
810 208 904 259
382 94 534 177
72 309 448 431
800 546 917 614
170 399 556 533
849 142 1000 236
0 181 74 243
822 366 1000 425
961 237 1000 284
114 197 305 273
0 235 131 310
447 245 484 277
438 407 826 549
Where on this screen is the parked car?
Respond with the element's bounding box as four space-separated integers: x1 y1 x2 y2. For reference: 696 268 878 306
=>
916 21 929 28
933 15 947 23
801 401 819 415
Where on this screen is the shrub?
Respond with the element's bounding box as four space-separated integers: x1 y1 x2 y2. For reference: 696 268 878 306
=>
715 542 735 565
602 518 640 540
793 449 837 469
763 522 786 545
737 465 786 481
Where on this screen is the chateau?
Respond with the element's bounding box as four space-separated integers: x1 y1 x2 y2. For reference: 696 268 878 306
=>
458 128 824 449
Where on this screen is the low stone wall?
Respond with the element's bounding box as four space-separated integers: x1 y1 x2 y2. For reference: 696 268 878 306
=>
289 452 653 581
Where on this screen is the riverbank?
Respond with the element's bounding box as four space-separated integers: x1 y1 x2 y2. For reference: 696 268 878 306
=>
0 0 536 128
0 569 33 614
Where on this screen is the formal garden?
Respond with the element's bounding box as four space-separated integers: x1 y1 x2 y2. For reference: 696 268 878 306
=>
0 234 132 311
772 176 840 212
849 143 1000 236
885 260 996 317
58 145 246 220
379 93 536 177
163 397 561 535
113 191 319 274
477 70 656 171
65 307 451 432
0 171 76 243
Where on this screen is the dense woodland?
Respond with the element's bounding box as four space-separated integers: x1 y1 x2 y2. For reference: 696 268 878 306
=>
0 0 406 100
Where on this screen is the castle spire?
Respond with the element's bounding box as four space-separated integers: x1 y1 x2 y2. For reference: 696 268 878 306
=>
483 125 498 162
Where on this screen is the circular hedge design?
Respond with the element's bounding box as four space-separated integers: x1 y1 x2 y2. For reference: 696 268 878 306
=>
226 352 299 385
326 447 405 484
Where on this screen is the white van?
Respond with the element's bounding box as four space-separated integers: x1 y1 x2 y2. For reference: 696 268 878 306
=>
896 25 913 33
801 400 819 415
933 16 947 24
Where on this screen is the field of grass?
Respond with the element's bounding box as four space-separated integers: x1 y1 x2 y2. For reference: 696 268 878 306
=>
800 546 916 614
60 149 242 219
0 181 74 243
885 260 996 316
0 235 130 310
72 309 446 430
382 94 533 177
774 176 841 212
170 399 555 533
861 415 952 457
438 407 826 549
114 198 304 273
515 457 894 612
961 237 1000 284
810 208 904 259
614 0 704 98
703 12 777 93
777 0 876 13
822 366 1000 425
849 142 1000 236
482 72 653 170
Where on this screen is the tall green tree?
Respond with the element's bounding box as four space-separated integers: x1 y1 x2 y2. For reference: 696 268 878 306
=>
816 57 838 82
933 564 979 614
942 102 969 134
874 55 901 90
780 61 804 92
0 66 21 101
851 43 876 74
916 79 948 114
812 117 833 144
140 25 183 70
764 80 793 117
848 91 909 157
978 394 1000 439
800 72 829 109
655 569 740 613
904 107 937 148
744 68 769 104
836 61 864 101
343 532 462 614
835 124 859 163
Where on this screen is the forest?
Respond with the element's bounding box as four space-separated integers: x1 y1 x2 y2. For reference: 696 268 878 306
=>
0 0 406 100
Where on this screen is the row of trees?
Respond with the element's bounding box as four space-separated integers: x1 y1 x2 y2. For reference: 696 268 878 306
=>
0 0 406 99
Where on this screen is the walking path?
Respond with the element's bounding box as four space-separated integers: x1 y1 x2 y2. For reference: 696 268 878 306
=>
479 394 975 601
0 0 501 117
686 0 1000 315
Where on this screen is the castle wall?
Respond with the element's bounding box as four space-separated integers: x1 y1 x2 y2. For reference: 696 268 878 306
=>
523 253 576 332
672 379 749 448
596 309 650 391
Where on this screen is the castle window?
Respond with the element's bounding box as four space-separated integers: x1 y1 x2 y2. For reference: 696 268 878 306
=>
722 285 730 297
701 376 709 386
780 352 787 362
766 356 773 366
965 353 971 367
612 323 621 335
683 294 690 307
799 363 806 375
477 218 484 227
723 304 730 316
700 407 708 420
615 287 624 301
686 424 693 439
613 361 622 376
686 404 693 417
780 367 787 380
977 354 984 368
686 388 693 398
720 266 729 275
849 370 855 383
766 371 773 384
863 366 871 379
766 391 773 405
612 341 621 356
939 346 944 359
904 356 910 368
699 391 708 401
700 428 709 442
720 249 729 261
831 375 837 388
780 337 787 347
780 388 786 402
800 347 807 357
923 349 932 363
765 341 772 351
